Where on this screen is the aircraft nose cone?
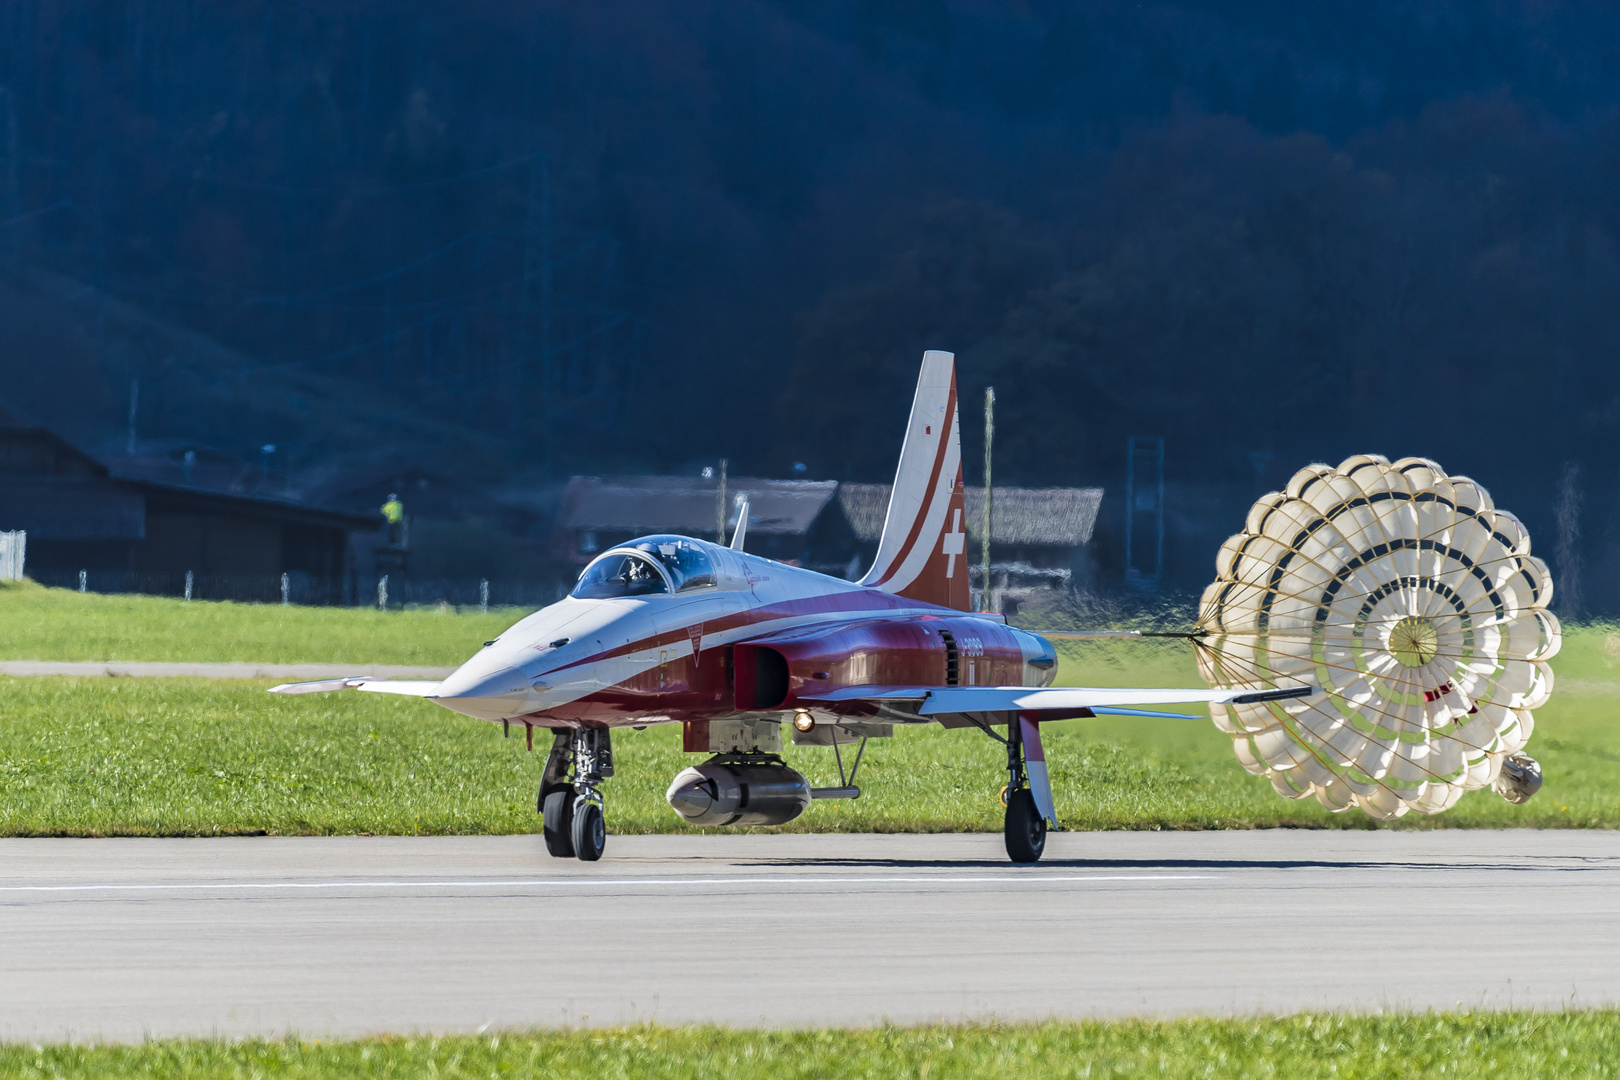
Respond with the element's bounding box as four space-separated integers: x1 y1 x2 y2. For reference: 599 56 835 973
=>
433 664 530 720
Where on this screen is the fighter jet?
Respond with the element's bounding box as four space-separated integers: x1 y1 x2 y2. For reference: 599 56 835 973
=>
272 352 1306 862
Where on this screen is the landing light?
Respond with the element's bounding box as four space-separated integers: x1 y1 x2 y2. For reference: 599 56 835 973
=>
792 710 816 733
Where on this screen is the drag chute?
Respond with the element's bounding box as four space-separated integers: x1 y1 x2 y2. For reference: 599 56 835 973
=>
1195 455 1560 819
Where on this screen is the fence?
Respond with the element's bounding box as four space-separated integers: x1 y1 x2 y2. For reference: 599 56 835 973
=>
0 531 22 581
26 566 568 611
368 576 569 611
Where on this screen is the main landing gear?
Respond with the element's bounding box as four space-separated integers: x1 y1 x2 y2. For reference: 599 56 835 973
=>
1003 715 1046 864
538 728 613 862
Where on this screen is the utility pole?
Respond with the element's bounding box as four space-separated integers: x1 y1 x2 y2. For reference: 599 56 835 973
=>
260 444 277 488
981 386 994 612
0 86 17 279
601 237 619 418
539 156 552 449
1124 436 1166 587
126 379 139 454
715 459 728 543
522 152 554 470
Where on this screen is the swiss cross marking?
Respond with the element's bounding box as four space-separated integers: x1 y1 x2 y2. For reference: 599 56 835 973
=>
942 508 966 577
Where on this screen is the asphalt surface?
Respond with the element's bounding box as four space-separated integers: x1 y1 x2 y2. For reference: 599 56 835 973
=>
0 661 453 679
3 830 1617 1041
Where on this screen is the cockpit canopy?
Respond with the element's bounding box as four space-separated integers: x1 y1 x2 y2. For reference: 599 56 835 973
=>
571 535 718 599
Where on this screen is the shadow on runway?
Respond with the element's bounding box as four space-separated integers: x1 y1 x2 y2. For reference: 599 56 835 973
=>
716 855 1620 873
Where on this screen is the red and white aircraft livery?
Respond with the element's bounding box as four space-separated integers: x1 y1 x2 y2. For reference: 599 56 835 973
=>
272 351 1307 862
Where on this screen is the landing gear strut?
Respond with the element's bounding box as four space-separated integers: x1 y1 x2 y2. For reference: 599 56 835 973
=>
1003 715 1046 864
538 728 613 861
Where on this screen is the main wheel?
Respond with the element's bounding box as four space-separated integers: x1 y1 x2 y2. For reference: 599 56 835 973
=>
571 798 606 862
1004 788 1046 864
542 790 576 858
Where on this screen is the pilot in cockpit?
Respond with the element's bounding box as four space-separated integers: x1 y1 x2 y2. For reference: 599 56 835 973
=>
618 556 659 588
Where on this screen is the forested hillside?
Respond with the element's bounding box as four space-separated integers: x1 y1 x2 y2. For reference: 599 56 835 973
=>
2 2 1619 603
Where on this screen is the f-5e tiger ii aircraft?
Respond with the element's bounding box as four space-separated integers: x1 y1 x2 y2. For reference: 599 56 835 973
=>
272 352 1307 862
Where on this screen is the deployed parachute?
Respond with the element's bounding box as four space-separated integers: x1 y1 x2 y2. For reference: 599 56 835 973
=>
1195 455 1560 819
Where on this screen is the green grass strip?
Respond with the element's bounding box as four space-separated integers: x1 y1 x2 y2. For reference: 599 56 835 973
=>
4 1014 1618 1078
0 670 1616 836
4 583 1620 834
0 580 516 666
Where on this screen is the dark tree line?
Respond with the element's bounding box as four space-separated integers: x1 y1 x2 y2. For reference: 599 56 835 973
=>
3 2 1620 605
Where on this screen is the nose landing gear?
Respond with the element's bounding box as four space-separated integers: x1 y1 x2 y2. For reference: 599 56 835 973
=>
538 728 613 861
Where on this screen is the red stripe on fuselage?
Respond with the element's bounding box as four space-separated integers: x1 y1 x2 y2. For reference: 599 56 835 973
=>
541 585 957 679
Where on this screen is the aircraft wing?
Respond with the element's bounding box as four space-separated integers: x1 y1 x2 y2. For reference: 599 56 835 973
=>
797 682 1310 831
798 683 1311 718
269 677 443 697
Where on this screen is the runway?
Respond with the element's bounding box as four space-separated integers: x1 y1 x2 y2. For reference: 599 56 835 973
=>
3 830 1618 1041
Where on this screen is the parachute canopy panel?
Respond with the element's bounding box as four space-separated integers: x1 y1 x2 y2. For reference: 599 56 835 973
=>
1195 454 1560 820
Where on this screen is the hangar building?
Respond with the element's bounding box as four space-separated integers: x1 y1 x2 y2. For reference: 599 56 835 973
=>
0 408 373 602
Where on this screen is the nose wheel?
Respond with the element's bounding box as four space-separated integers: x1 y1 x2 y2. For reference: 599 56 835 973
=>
537 728 613 861
571 798 605 861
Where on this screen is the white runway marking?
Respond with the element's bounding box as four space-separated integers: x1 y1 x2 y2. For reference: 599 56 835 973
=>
1 873 1215 895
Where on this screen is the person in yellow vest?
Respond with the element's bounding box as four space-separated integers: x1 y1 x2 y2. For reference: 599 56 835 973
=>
381 493 405 545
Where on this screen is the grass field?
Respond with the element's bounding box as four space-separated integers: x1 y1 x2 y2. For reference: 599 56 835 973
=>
4 1013 1618 1078
0 580 516 665
1 584 1617 835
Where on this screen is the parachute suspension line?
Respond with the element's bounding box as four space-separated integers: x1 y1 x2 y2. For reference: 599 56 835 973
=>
1194 633 1500 774
1192 620 1445 690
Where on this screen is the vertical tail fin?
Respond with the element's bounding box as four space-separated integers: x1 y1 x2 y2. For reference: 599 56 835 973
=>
859 350 970 610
